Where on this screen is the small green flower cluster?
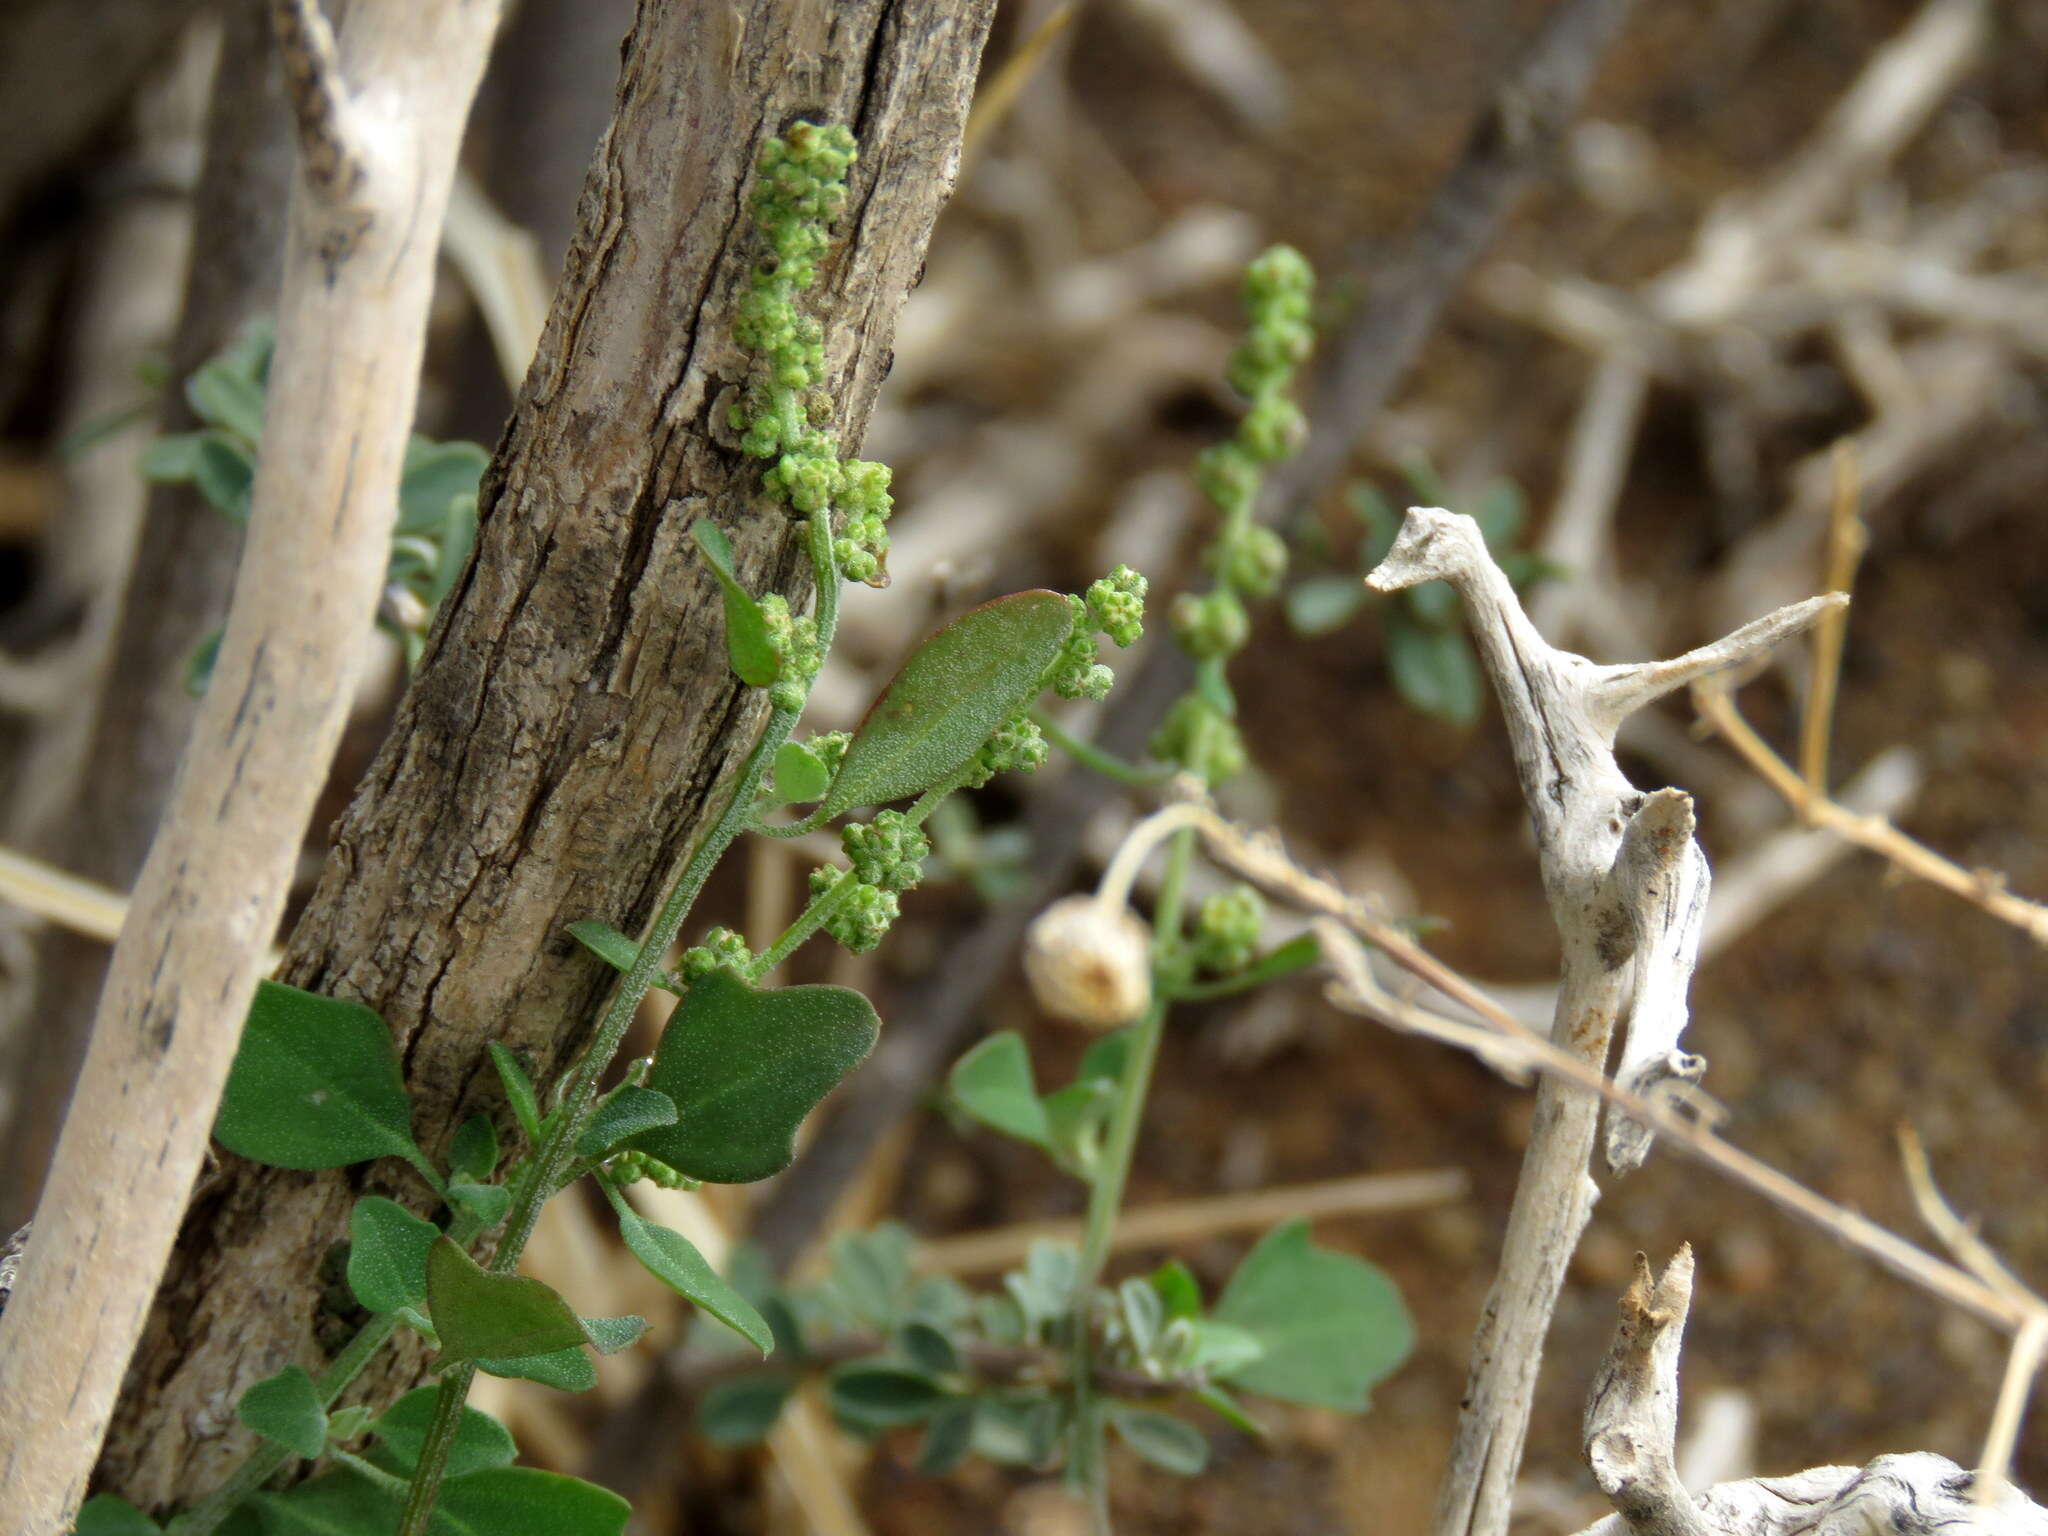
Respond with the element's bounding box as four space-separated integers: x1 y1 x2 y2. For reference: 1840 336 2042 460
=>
963 714 1049 788
729 122 894 584
1052 565 1150 702
679 926 753 983
841 811 930 893
759 594 824 709
1154 246 1316 784
1193 885 1266 975
606 1149 700 1191
802 730 852 778
810 868 898 955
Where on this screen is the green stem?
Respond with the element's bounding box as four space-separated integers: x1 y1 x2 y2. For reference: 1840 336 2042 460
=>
1068 828 1195 1536
396 518 842 1536
742 778 964 980
1032 709 1172 788
751 804 833 839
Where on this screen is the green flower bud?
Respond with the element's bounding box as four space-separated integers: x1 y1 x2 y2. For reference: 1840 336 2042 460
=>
1085 565 1149 647
1193 885 1266 975
1171 589 1249 660
680 926 753 983
1211 523 1287 598
841 810 930 894
812 867 898 954
1239 395 1305 463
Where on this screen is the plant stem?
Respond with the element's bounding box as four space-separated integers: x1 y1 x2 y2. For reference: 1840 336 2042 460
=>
396 518 841 1536
1068 827 1195 1535
1032 708 1171 788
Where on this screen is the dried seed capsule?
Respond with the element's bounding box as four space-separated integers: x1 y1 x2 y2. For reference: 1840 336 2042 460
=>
1022 895 1152 1029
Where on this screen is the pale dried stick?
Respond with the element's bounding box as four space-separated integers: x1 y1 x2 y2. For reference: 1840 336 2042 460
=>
1146 794 2029 1334
0 3 504 1519
1796 443 1867 797
912 1168 1469 1276
1692 683 2048 946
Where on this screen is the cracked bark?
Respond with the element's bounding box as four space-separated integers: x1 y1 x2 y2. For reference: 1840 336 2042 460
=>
97 0 995 1512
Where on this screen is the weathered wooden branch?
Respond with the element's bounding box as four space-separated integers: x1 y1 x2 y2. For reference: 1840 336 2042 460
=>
0 0 294 1232
1362 506 1841 1536
0 2 503 1527
96 0 997 1512
1574 1249 2048 1536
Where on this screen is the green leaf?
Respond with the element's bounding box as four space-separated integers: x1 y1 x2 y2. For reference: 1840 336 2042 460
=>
447 1182 512 1227
1150 1259 1202 1323
1285 574 1368 637
1108 1404 1209 1475
770 740 832 806
691 520 780 687
828 1224 913 1331
824 590 1073 813
368 1386 516 1478
487 1043 542 1143
828 1365 948 1429
971 1394 1062 1466
698 1374 796 1445
898 1320 961 1377
564 920 684 995
1211 1220 1414 1410
183 627 223 697
1118 1277 1164 1360
398 438 489 535
1384 613 1483 729
1077 1029 1133 1085
450 1115 498 1181
580 1313 651 1355
235 1364 327 1460
947 1032 1050 1148
628 968 877 1184
1185 1319 1264 1376
346 1196 440 1315
74 1496 162 1536
1194 1383 1264 1436
426 1237 586 1364
192 431 256 521
428 497 478 613
139 432 208 483
1406 577 1459 626
915 1400 976 1474
253 1466 627 1536
215 981 430 1182
185 356 267 443
607 1194 773 1354
474 1345 597 1393
1471 476 1526 549
576 1086 677 1159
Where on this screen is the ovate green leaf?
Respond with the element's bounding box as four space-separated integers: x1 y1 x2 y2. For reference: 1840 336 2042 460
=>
1384 613 1482 729
215 981 429 1181
1211 1220 1413 1409
828 1364 948 1429
770 740 832 806
824 591 1072 813
450 1115 498 1181
346 1196 439 1315
487 1042 542 1142
426 1237 585 1364
398 438 489 535
235 1364 327 1460
1109 1404 1209 1476
1285 574 1368 637
629 968 877 1184
947 1031 1050 1147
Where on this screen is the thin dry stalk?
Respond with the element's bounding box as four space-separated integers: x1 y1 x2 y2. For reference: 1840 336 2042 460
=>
912 1168 1469 1276
0 3 502 1521
1692 683 2048 946
1795 443 1867 797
